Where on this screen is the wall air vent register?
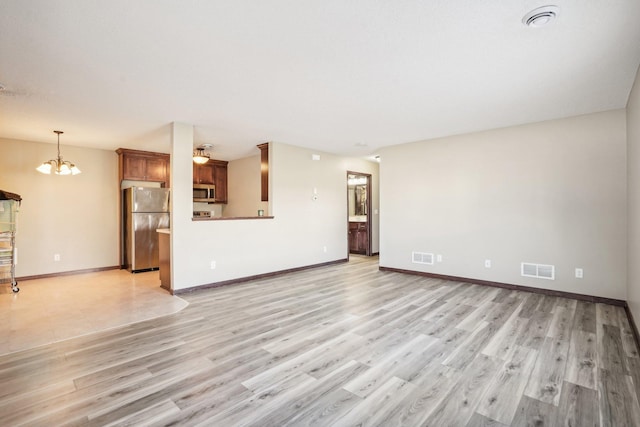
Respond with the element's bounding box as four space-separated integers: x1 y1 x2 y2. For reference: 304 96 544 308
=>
521 262 555 280
412 252 434 265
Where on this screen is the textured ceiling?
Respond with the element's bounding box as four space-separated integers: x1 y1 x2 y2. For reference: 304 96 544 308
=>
1 0 640 160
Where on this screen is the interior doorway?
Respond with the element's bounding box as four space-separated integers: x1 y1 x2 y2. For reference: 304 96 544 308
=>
347 171 372 257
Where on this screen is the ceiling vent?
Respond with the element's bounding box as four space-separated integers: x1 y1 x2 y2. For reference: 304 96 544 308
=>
523 6 559 28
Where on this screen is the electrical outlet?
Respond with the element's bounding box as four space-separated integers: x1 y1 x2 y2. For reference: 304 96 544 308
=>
323 246 327 253
575 268 583 278
485 259 491 268
210 260 216 270
436 254 442 263
54 254 60 262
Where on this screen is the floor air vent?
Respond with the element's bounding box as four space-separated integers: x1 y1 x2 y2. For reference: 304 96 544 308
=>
521 262 555 280
412 252 434 265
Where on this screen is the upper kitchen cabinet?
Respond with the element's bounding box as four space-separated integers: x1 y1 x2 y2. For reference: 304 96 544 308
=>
257 143 269 202
213 160 228 204
193 159 228 203
193 161 215 185
116 148 170 187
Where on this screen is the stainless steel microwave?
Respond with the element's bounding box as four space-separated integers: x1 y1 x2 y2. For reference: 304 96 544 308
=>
193 184 216 202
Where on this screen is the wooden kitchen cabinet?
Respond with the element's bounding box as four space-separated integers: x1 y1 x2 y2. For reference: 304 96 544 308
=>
213 160 228 203
349 222 369 254
193 162 215 184
193 159 228 203
158 230 171 292
116 148 170 186
257 143 269 202
144 157 169 182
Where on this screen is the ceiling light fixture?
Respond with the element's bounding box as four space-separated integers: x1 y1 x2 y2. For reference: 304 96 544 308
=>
36 130 81 175
193 144 212 164
523 5 559 28
348 176 368 186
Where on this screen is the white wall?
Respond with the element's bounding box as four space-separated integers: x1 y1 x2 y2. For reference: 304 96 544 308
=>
0 137 119 277
628 65 640 320
379 110 627 300
170 124 373 291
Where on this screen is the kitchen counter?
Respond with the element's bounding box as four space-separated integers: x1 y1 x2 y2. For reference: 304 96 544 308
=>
192 216 274 221
156 229 171 292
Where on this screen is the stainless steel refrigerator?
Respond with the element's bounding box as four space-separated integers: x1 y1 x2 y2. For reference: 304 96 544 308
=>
123 187 170 272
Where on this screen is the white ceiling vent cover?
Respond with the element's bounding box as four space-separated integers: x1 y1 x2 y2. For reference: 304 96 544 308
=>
521 262 555 280
412 252 434 265
522 5 559 28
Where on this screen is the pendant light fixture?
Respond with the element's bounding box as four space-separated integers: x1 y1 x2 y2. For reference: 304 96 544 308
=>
193 144 212 164
36 130 81 175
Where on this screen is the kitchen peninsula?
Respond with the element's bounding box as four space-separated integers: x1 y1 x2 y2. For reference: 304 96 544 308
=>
157 228 171 291
192 215 273 221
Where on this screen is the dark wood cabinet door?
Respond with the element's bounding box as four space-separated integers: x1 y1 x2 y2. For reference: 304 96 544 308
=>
348 222 359 253
122 155 147 180
349 230 358 252
257 143 269 201
214 163 228 203
193 162 215 184
357 226 368 253
117 148 170 186
349 222 368 254
145 157 168 182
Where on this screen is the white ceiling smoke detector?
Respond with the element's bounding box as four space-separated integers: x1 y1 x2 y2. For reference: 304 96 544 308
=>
523 5 560 28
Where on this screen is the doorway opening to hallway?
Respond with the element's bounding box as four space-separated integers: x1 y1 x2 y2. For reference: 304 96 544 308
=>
347 171 372 257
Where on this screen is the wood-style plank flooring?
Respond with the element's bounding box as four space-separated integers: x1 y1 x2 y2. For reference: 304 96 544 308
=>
1 256 639 426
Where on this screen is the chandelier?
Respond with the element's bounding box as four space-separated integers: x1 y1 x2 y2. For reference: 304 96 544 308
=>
36 130 81 175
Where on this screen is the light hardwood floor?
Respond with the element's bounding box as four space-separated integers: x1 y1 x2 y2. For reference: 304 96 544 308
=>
1 256 639 426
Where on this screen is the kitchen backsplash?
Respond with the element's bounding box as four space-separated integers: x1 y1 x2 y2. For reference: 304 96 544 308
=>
193 202 223 217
